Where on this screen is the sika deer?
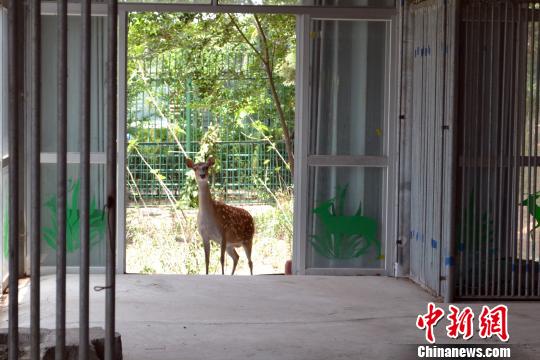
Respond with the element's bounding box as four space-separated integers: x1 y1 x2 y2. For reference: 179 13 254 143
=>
187 157 255 275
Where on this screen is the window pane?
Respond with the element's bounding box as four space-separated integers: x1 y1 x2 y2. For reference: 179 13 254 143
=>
119 0 211 3
40 164 107 267
218 0 394 6
41 16 107 153
1 8 6 158
1 167 7 287
310 20 388 156
306 166 385 269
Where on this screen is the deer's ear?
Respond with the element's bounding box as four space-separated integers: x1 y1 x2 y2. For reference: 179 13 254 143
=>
186 158 194 169
207 157 215 166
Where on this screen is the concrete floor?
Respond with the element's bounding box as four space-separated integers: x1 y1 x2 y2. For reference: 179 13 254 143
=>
2 274 540 359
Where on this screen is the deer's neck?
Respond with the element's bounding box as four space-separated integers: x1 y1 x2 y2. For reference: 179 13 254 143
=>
197 181 215 216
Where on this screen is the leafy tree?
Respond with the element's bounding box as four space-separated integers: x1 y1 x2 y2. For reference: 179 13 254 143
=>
127 12 296 174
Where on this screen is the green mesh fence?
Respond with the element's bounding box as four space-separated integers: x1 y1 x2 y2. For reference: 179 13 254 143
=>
127 141 291 204
127 49 294 205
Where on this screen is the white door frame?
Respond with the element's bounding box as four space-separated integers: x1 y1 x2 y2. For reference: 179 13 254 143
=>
293 13 399 276
114 3 398 275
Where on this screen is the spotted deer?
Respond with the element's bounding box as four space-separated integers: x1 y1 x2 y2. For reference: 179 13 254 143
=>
187 157 255 275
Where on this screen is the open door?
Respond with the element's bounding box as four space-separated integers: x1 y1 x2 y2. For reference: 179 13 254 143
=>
295 15 397 275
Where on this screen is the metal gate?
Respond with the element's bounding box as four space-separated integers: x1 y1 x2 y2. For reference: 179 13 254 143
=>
457 0 540 299
5 0 118 359
408 0 456 298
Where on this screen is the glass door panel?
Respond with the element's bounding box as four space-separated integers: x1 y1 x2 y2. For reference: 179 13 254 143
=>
0 7 7 289
303 18 392 274
309 20 387 157
307 166 385 269
39 15 108 269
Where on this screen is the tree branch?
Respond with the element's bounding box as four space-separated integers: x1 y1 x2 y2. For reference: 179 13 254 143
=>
252 15 294 175
227 14 266 65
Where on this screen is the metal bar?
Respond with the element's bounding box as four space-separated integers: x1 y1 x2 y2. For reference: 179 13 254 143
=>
471 2 481 297
505 2 516 297
511 3 523 297
459 2 472 297
30 0 42 358
117 9 127 275
531 4 540 296
79 0 92 358
447 0 460 302
485 2 494 297
41 1 397 17
56 1 68 359
476 1 487 298
517 5 528 297
526 4 534 297
496 1 509 298
105 0 118 359
307 155 388 167
7 0 20 358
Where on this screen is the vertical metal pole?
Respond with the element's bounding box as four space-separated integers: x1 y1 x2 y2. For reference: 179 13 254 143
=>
56 1 68 359
531 4 540 296
471 2 481 297
511 3 523 297
477 3 487 298
186 79 192 154
80 0 91 359
520 4 536 296
30 0 42 358
7 0 20 359
458 4 470 298
497 1 509 297
485 2 494 297
514 4 529 296
505 2 516 297
105 0 118 359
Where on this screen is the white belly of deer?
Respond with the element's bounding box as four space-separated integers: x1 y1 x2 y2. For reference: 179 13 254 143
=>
197 214 222 244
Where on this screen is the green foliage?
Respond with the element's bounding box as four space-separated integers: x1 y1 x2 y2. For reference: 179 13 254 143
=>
126 12 295 162
180 124 223 208
42 178 106 253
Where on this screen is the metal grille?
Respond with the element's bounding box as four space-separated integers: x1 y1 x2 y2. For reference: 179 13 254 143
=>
457 0 540 299
409 0 454 297
6 0 119 359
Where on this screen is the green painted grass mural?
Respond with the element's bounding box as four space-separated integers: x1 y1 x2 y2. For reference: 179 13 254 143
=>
521 191 540 230
457 193 495 253
42 178 105 253
309 185 382 260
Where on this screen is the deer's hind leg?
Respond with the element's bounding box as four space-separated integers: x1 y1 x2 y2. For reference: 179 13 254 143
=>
226 246 240 275
220 238 226 275
242 241 253 275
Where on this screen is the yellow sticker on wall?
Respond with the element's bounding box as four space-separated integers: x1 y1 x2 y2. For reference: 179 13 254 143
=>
375 128 383 137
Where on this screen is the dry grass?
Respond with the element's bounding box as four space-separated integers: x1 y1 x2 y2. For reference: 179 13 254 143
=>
126 193 293 275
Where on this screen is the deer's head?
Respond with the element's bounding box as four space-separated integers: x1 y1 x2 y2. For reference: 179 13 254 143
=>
186 157 215 184
313 199 334 216
521 192 540 207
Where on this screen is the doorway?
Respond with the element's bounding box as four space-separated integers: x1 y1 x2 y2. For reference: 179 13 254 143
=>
115 5 398 277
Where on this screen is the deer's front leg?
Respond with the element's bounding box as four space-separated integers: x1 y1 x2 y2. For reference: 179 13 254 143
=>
201 236 211 275
220 235 226 275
